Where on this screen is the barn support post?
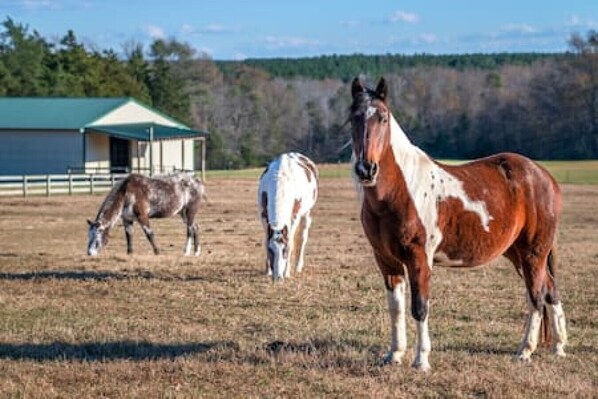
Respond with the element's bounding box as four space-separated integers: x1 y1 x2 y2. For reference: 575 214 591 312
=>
46 175 51 196
23 175 27 197
90 174 95 195
181 140 185 171
136 140 141 174
68 173 73 195
201 138 206 182
160 140 164 174
149 126 154 176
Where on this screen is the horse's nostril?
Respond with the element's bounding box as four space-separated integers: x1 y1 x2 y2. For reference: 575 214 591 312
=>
370 163 378 176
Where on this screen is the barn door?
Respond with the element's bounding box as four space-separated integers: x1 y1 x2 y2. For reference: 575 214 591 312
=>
109 137 130 173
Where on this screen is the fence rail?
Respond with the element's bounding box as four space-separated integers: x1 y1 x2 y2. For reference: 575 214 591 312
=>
0 173 129 197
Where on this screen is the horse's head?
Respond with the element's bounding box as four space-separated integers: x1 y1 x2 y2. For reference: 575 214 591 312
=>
350 77 390 187
87 219 109 256
267 225 289 282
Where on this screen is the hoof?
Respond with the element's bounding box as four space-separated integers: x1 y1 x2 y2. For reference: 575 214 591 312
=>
383 351 404 365
553 347 566 358
412 361 431 372
514 353 532 363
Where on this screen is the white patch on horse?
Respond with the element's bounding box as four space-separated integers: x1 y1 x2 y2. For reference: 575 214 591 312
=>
258 152 318 280
388 115 493 268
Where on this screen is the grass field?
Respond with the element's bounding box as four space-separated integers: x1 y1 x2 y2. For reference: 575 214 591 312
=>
208 160 598 185
0 166 597 397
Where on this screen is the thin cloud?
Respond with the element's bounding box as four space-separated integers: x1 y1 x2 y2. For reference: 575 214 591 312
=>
144 24 165 40
418 33 438 44
202 24 228 33
565 15 598 29
262 35 322 49
499 24 538 34
390 11 419 24
19 0 60 9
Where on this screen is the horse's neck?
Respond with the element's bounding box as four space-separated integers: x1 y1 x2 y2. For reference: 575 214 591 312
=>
96 186 125 229
388 116 435 181
267 157 301 229
372 115 436 200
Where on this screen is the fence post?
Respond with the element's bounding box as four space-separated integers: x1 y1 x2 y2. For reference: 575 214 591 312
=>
111 173 115 187
23 175 27 197
46 175 51 196
90 174 94 195
68 173 73 195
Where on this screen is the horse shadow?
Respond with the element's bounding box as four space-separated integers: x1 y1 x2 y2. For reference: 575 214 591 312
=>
0 270 206 282
0 340 238 361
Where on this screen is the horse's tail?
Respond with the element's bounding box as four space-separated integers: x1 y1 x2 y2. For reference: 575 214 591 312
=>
540 244 558 346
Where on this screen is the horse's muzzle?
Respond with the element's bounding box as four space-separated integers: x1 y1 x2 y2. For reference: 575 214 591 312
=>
355 160 379 185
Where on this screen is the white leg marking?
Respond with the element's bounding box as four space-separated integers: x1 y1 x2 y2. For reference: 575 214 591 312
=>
546 302 567 357
516 298 542 362
384 280 407 364
295 214 312 273
194 244 202 256
285 226 296 279
413 310 431 371
184 237 192 256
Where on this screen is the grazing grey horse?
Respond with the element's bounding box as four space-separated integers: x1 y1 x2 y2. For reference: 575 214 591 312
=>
87 173 205 256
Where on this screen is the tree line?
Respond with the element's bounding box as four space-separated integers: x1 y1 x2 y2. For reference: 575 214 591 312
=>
1 17 597 169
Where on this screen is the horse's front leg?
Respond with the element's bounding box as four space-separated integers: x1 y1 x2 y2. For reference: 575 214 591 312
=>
383 273 408 365
407 254 432 372
123 219 134 254
138 216 159 255
295 212 312 273
185 222 201 256
285 224 298 279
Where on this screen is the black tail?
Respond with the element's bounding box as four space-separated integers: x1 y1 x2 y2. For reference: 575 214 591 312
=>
540 246 558 346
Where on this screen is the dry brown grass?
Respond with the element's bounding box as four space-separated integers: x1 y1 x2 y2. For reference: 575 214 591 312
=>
0 167 597 398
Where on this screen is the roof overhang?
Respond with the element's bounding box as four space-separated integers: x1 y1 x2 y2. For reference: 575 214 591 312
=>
84 122 208 141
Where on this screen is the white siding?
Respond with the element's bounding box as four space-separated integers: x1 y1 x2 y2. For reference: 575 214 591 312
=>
90 101 180 127
129 138 195 173
84 133 110 172
0 130 82 175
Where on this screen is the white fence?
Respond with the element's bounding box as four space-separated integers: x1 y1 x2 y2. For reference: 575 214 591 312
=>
0 173 129 197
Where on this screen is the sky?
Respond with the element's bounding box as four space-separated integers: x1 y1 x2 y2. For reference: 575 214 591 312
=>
1 0 597 60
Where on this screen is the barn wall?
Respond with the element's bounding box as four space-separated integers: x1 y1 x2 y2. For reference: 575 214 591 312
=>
0 129 83 175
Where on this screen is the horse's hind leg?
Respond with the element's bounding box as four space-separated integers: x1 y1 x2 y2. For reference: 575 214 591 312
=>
123 220 134 254
514 249 550 362
544 249 567 357
138 216 159 255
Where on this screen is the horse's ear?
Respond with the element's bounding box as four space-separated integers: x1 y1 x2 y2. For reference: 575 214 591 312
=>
87 219 93 226
351 77 365 99
281 225 288 241
375 77 388 101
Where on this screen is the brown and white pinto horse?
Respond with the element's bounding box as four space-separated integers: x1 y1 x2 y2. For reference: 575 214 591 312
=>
87 173 205 256
258 152 318 281
349 77 567 371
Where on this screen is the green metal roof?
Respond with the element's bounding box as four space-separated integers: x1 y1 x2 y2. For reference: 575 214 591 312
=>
0 97 131 129
85 123 207 141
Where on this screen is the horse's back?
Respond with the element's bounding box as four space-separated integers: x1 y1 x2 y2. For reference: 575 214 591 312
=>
258 153 318 228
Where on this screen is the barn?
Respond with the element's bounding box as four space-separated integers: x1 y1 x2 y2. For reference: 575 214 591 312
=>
0 97 208 178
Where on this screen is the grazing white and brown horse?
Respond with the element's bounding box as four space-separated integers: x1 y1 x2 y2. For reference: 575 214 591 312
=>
87 173 205 256
258 152 318 281
349 77 567 371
